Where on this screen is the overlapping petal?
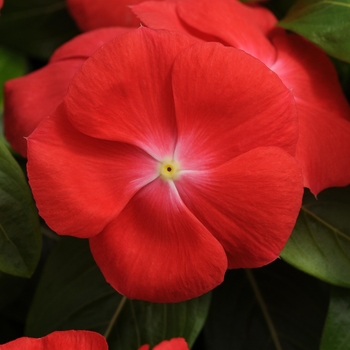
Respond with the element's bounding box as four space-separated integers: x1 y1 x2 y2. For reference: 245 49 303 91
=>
4 28 128 157
176 0 276 66
133 0 277 65
4 60 83 156
175 147 303 268
295 106 350 194
153 338 189 350
90 178 227 302
50 27 131 62
66 0 156 31
132 0 217 42
139 338 189 350
64 28 196 159
270 30 350 121
171 43 298 170
132 1 186 33
0 330 108 350
132 0 350 193
27 105 158 238
270 30 350 194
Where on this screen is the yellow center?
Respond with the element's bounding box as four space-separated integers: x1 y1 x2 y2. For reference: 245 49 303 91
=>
158 158 181 181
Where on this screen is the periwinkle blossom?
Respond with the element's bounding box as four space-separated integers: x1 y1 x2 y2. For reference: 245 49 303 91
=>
132 0 350 195
27 28 303 302
0 330 188 350
4 27 130 157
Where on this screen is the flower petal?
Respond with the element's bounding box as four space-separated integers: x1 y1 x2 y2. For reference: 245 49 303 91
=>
132 1 216 42
50 27 131 62
132 1 186 33
65 28 196 159
4 59 84 157
66 0 154 31
27 105 158 238
153 338 189 350
296 106 350 194
175 147 303 268
176 0 277 66
270 30 350 121
171 43 298 170
0 330 108 350
89 177 227 302
270 30 350 193
4 28 130 157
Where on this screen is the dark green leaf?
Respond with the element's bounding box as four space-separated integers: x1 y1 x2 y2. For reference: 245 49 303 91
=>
281 187 350 287
0 46 27 109
265 0 297 19
320 286 350 350
0 0 79 60
0 271 28 309
26 237 211 349
0 140 41 277
279 0 350 62
204 261 329 349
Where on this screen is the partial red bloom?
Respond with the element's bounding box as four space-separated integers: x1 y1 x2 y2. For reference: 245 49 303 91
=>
4 27 130 157
27 28 303 302
0 0 3 9
133 0 350 195
66 0 162 31
139 338 189 350
0 330 108 350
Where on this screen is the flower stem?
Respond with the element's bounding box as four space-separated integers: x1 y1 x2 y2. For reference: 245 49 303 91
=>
104 295 127 339
245 269 282 350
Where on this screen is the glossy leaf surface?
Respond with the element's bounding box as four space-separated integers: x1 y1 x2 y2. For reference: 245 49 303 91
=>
203 261 329 349
0 140 41 277
320 286 350 350
0 46 27 109
26 237 211 349
0 0 79 59
280 0 350 62
281 187 350 287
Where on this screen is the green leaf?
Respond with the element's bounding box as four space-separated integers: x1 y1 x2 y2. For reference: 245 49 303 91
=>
320 286 350 350
0 46 27 109
0 0 79 60
204 261 329 349
26 237 211 349
279 0 350 62
281 187 350 287
0 140 41 277
265 0 297 19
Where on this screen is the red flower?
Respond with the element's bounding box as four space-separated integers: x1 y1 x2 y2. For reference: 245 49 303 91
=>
139 338 189 350
65 0 162 31
27 28 303 302
133 0 350 195
0 332 188 350
0 331 108 350
0 0 3 9
4 27 130 157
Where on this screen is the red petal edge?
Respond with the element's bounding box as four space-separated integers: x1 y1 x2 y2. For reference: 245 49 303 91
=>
90 178 227 303
0 330 108 350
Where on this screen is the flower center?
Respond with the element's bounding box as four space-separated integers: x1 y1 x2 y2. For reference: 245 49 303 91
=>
158 158 181 181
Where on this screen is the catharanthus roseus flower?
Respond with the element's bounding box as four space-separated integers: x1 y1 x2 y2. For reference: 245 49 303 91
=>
27 28 303 302
139 338 189 350
4 27 130 157
0 330 108 350
0 331 188 350
66 0 162 31
133 0 350 195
